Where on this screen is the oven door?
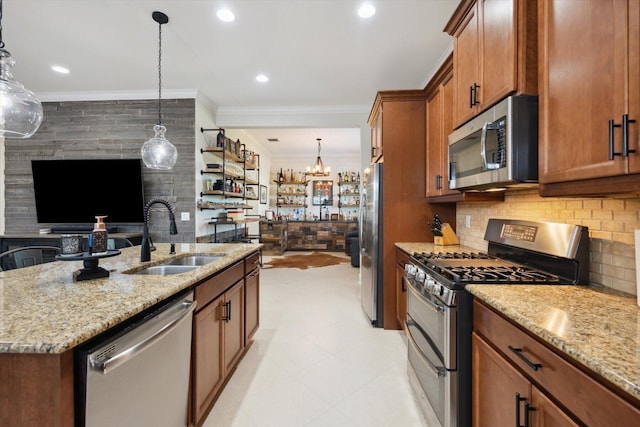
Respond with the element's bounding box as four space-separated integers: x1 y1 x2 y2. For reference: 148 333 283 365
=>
406 280 457 427
406 280 456 369
407 329 457 427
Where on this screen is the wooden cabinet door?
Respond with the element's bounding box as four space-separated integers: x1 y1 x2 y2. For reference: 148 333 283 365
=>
192 295 224 424
223 280 245 376
427 73 459 198
472 332 532 427
478 0 517 108
426 84 444 198
441 73 458 197
531 386 580 427
371 108 383 161
539 0 629 183
244 268 260 343
629 0 640 174
453 3 480 127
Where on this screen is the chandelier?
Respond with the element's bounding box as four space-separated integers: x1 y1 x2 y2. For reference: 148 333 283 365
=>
306 138 331 176
141 11 177 170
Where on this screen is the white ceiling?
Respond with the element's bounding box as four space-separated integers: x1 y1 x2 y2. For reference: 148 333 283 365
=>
5 0 460 157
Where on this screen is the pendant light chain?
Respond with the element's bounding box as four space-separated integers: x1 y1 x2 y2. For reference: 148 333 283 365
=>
157 18 163 126
0 0 4 49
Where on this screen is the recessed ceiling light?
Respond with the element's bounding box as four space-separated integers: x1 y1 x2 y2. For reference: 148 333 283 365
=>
357 3 376 18
51 65 69 74
216 8 235 22
256 74 269 83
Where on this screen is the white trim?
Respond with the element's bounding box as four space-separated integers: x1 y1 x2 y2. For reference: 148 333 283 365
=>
216 104 371 128
217 104 370 117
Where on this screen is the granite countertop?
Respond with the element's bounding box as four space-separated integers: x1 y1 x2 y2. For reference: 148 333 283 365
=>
0 242 261 354
395 241 478 254
395 242 640 403
467 284 640 402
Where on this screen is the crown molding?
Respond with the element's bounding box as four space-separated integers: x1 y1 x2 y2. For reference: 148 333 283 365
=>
215 104 371 128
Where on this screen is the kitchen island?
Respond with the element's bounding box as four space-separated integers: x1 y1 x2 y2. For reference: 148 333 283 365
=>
396 242 640 423
0 242 261 426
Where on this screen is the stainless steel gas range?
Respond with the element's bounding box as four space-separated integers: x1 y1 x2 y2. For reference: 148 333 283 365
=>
404 219 589 427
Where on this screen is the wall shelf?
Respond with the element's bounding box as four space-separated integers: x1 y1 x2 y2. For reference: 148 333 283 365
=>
200 128 260 241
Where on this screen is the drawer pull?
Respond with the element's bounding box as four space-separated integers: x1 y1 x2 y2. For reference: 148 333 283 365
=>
508 345 542 371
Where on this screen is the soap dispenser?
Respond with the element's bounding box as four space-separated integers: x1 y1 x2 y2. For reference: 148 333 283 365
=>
91 215 108 254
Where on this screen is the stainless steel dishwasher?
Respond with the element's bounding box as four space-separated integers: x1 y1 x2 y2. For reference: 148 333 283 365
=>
76 291 195 427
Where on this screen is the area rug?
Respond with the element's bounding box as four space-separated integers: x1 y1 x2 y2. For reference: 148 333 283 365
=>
262 251 349 269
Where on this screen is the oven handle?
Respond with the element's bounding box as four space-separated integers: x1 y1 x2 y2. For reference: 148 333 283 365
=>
407 280 446 315
406 320 447 378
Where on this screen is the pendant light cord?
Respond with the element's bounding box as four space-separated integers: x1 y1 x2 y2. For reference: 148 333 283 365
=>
157 18 163 126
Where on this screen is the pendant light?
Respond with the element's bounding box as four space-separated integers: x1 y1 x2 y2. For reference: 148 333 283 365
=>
306 138 331 176
0 0 43 138
141 11 177 170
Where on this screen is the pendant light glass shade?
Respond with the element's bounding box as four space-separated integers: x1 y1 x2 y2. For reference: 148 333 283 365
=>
141 124 177 170
0 0 43 139
141 11 177 170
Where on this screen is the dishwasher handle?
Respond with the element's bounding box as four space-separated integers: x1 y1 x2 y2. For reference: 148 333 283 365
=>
90 298 196 375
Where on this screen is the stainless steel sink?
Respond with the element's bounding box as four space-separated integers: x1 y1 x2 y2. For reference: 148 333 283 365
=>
163 255 224 266
126 254 225 275
131 265 199 275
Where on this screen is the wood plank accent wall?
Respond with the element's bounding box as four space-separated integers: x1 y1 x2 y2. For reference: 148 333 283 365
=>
286 220 358 251
3 99 196 243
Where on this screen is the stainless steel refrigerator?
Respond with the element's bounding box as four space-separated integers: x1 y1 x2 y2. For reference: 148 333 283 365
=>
359 162 383 327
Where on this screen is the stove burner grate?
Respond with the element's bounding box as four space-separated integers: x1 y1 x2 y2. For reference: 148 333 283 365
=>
448 266 560 283
412 251 493 261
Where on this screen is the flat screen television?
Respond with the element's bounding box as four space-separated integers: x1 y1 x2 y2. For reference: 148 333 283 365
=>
31 159 146 226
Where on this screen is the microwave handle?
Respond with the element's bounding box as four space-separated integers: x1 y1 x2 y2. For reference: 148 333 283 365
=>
480 122 500 170
480 122 490 170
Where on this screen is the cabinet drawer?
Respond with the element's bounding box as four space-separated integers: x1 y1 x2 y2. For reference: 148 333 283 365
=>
245 251 260 274
473 300 640 426
195 261 244 310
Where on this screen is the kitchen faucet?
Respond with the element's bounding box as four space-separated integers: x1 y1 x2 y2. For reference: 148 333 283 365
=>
141 198 178 262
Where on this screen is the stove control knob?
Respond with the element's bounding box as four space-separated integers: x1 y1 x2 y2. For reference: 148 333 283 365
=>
405 264 416 278
416 271 426 282
424 278 435 292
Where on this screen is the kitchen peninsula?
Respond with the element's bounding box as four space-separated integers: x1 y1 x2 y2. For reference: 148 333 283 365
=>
259 219 357 254
0 243 261 426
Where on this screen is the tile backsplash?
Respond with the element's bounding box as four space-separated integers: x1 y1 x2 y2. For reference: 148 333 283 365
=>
455 189 640 295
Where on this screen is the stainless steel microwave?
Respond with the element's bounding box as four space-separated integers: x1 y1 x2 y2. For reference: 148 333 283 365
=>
448 95 538 191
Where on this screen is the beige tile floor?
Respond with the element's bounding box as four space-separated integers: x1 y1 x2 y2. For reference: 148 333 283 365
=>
202 252 434 427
